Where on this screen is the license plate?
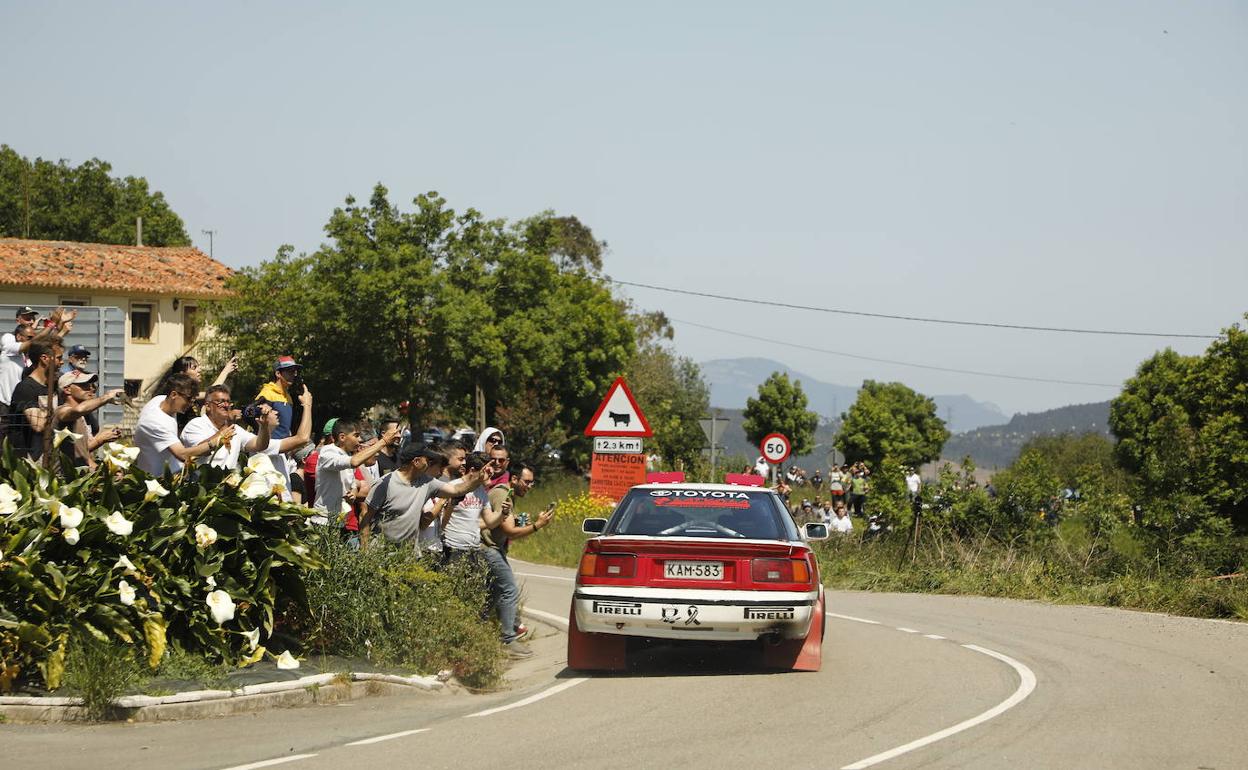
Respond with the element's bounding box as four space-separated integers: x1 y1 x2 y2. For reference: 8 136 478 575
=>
664 561 723 580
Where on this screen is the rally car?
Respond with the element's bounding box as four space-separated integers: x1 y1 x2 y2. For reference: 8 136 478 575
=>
567 474 827 672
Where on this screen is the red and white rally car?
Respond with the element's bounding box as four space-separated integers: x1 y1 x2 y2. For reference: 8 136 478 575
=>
567 474 828 672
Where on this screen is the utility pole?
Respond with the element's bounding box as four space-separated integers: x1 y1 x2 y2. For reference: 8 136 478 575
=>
202 229 216 259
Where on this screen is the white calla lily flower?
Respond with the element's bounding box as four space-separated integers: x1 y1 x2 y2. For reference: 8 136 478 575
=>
243 628 260 652
206 575 217 587
239 471 274 500
206 590 236 625
0 482 21 514
105 511 134 536
58 505 84 530
53 426 82 448
102 442 140 471
62 527 80 545
194 523 218 548
144 479 170 502
118 579 136 606
114 555 137 574
275 651 300 670
246 453 276 475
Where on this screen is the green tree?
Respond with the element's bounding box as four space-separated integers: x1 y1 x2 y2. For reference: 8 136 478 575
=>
836 380 949 469
1110 316 1248 532
0 145 189 245
626 312 711 472
208 185 634 463
741 372 818 457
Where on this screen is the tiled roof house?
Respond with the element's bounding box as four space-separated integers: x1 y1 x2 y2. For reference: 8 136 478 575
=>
0 238 234 388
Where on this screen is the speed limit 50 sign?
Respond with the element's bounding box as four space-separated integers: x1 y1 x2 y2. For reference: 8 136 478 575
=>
760 433 791 464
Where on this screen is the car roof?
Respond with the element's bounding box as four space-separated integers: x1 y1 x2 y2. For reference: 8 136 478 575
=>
631 483 777 493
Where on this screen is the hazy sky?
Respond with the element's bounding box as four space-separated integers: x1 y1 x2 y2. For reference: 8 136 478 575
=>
3 1 1244 416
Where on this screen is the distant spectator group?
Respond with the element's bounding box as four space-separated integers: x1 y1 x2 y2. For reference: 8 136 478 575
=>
1 305 546 660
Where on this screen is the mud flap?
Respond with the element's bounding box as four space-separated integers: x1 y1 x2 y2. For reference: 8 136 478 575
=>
566 604 628 671
761 593 824 672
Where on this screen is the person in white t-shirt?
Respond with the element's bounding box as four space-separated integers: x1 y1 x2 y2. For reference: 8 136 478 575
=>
905 468 922 500
830 503 854 534
133 374 234 477
312 419 400 526
180 384 273 470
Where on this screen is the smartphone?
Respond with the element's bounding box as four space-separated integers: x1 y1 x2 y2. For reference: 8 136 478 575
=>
545 502 557 515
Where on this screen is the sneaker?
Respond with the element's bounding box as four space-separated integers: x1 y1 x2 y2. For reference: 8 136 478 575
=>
514 623 533 642
504 640 534 659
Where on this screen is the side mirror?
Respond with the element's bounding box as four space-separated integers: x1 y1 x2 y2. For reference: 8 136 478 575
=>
804 522 829 541
582 518 607 535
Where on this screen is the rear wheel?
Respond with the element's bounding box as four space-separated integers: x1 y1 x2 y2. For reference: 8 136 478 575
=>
566 603 627 671
761 593 824 672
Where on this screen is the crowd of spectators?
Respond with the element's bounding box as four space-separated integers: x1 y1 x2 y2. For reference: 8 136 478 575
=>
762 459 906 537
1 309 546 659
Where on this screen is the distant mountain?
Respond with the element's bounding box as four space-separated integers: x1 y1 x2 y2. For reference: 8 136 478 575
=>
700 357 1008 433
942 401 1113 470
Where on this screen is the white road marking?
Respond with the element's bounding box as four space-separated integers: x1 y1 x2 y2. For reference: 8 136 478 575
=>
515 570 575 583
825 611 882 625
837 636 1038 770
220 755 318 770
344 728 430 746
895 627 920 633
522 607 569 631
464 677 588 718
923 634 947 640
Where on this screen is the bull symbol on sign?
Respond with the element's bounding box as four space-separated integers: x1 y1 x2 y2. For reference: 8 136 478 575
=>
609 411 631 427
661 607 679 624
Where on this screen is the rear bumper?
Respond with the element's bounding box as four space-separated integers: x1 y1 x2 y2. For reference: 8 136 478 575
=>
572 585 819 641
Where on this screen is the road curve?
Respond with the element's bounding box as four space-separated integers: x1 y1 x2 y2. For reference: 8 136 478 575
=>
4 561 1244 769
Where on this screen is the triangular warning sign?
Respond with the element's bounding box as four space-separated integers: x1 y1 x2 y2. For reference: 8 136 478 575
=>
584 377 653 437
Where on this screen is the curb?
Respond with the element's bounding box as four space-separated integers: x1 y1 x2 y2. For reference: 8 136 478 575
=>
0 671 447 724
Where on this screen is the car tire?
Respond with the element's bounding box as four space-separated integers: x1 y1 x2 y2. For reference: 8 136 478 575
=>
761 593 824 672
566 603 627 671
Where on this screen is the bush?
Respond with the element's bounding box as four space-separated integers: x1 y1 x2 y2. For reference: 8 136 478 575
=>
0 445 324 691
299 536 505 690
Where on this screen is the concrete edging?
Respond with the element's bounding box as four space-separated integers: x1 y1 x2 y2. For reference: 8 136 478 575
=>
0 671 446 724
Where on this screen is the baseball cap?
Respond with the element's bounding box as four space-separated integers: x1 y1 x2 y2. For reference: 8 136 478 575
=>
321 417 339 436
15 306 36 318
398 442 428 464
68 345 91 358
58 370 98 390
274 355 301 371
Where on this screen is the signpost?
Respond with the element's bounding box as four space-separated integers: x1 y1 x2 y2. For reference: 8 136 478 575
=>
698 412 730 481
586 378 651 501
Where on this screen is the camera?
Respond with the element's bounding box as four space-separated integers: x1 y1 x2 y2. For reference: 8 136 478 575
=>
241 397 270 422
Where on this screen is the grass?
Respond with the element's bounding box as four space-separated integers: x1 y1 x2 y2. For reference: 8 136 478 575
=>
812 530 1248 621
63 637 140 721
508 477 1248 623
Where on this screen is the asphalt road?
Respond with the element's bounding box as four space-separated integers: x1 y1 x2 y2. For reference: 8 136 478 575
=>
5 560 1246 770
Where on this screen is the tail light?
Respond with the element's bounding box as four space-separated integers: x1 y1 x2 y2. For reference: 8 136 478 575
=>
751 557 811 584
579 552 636 578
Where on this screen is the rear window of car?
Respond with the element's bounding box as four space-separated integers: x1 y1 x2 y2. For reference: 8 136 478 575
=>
607 488 796 540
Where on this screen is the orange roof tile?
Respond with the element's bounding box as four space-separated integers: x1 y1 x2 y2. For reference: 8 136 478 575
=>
0 239 234 298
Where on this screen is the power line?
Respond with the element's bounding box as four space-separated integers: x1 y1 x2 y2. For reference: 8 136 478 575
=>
667 317 1121 388
612 279 1217 340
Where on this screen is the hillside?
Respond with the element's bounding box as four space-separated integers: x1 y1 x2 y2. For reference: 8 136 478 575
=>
942 401 1113 470
701 357 1008 433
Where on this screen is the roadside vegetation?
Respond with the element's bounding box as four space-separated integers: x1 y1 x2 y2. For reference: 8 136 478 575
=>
297 537 505 690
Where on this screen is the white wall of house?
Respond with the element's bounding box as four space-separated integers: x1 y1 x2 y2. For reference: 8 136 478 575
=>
0 288 208 388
